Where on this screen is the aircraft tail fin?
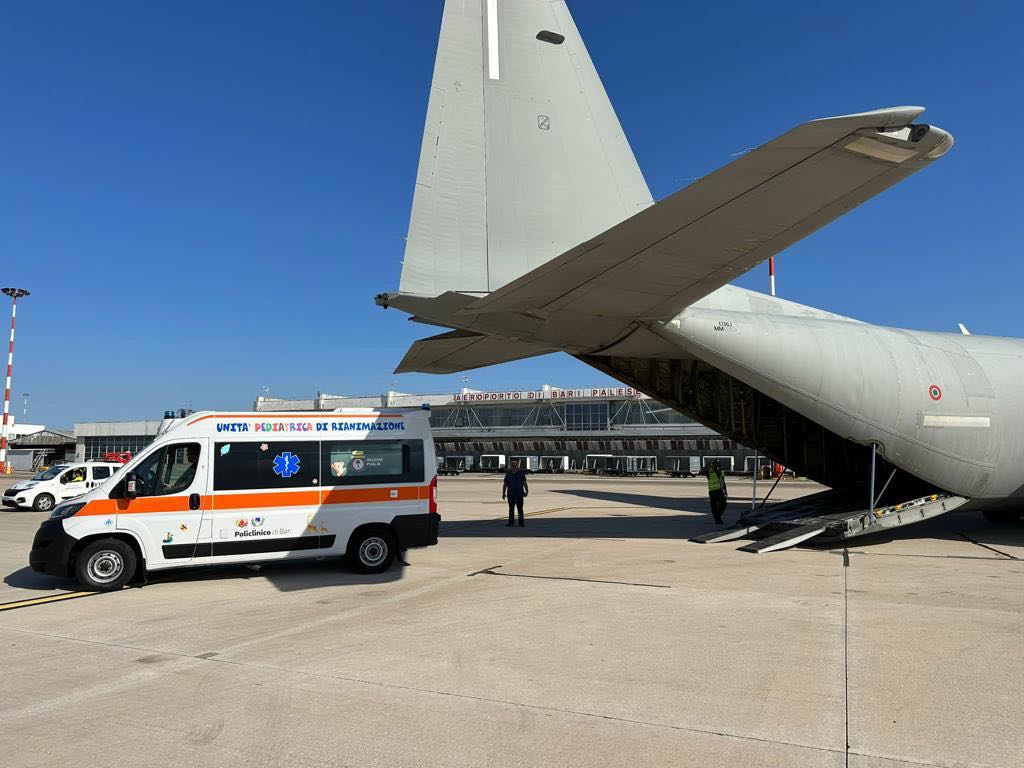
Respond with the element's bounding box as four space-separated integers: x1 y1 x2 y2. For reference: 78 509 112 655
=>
399 0 652 298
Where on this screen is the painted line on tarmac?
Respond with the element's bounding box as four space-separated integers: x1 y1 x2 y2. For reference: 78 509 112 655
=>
469 564 671 589
0 591 98 612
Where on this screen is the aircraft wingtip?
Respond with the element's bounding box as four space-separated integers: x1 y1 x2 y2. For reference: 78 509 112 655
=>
813 105 927 128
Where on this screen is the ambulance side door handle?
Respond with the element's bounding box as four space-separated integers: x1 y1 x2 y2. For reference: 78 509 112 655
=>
189 493 201 511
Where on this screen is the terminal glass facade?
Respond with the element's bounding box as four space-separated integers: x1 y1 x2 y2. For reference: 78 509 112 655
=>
430 398 690 432
565 402 609 431
83 435 154 461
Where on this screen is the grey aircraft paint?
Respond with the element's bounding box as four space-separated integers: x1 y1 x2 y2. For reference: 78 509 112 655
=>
378 1 1021 524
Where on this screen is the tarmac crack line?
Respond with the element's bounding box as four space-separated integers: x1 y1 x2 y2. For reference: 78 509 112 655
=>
469 565 671 589
957 531 1020 560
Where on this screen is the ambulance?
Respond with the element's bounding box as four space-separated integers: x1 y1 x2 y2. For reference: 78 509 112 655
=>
29 409 440 591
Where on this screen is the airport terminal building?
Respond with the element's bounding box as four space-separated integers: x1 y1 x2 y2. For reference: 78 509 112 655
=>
71 385 757 474
253 385 756 474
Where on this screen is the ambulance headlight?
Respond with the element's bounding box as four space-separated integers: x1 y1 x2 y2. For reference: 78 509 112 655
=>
50 502 86 520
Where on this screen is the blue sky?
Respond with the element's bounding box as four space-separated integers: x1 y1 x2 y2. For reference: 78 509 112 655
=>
1 1 1021 428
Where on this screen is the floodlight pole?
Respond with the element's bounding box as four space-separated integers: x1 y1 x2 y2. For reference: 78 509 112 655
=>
0 288 30 475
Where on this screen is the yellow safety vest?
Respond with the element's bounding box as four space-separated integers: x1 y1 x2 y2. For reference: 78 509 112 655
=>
707 470 723 492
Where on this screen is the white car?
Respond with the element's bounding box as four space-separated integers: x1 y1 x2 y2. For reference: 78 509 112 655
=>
3 462 122 512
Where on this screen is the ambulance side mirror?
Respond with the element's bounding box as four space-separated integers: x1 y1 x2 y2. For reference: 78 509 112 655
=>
124 473 142 500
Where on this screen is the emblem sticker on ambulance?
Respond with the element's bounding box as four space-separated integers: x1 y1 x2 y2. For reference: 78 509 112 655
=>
350 450 366 473
273 451 301 479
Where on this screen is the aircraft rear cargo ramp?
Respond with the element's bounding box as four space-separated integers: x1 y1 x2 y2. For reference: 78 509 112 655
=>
691 490 970 552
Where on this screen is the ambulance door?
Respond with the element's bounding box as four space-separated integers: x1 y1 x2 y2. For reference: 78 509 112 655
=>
209 439 322 563
116 439 210 568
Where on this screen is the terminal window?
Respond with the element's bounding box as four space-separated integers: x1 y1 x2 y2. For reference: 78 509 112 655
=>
565 403 609 431
84 435 154 460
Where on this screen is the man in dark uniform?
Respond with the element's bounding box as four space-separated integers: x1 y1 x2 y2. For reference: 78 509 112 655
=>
502 459 529 527
706 459 728 524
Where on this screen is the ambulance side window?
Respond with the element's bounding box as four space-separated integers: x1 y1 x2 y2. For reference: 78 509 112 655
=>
132 443 201 497
320 440 424 486
213 441 320 491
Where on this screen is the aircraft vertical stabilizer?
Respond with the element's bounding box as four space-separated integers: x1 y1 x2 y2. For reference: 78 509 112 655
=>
399 0 653 298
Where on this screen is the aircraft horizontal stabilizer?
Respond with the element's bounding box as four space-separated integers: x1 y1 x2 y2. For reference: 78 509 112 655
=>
457 107 953 328
395 329 555 374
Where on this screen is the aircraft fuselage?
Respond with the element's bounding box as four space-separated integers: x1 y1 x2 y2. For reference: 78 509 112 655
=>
589 285 1024 509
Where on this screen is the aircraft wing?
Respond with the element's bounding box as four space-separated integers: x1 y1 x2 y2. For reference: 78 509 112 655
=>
395 329 555 374
457 107 953 324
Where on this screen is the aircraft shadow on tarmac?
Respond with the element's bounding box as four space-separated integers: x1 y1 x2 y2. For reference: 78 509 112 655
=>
442 486 718 540
4 557 404 595
441 487 1024 554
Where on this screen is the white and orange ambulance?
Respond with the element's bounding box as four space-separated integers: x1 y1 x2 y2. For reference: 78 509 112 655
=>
29 408 439 591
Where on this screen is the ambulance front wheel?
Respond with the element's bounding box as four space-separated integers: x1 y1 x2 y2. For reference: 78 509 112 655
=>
75 538 138 591
348 528 396 574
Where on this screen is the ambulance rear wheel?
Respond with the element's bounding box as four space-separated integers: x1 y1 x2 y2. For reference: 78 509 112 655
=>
75 538 137 591
348 528 396 574
33 493 55 512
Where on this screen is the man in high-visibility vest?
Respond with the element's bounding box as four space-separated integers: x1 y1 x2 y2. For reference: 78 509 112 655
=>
707 460 728 524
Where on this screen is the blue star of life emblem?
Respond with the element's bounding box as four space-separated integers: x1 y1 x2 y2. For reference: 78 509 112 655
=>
273 451 301 479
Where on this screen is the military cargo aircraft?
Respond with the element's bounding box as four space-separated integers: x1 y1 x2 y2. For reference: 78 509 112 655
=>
376 0 1019 549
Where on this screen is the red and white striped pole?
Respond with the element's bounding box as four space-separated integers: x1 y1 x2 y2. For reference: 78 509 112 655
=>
768 256 776 297
0 287 30 475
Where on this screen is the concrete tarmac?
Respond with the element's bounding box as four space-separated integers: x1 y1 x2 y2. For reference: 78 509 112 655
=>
1 473 1021 767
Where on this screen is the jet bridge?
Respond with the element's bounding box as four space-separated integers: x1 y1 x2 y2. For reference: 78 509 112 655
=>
691 489 970 552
